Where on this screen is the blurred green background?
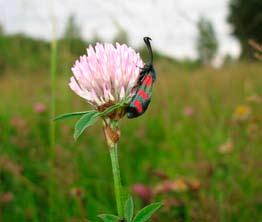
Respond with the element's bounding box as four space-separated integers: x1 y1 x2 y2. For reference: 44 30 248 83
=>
0 0 261 221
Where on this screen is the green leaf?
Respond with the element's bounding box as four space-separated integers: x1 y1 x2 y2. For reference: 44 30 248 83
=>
99 98 132 117
101 103 121 116
133 202 162 222
98 214 121 222
54 111 90 121
122 96 132 105
124 196 134 222
74 111 100 140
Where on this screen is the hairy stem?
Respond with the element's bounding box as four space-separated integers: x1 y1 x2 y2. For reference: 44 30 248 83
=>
109 143 124 217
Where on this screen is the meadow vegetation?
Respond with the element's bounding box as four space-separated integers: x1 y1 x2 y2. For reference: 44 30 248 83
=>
0 34 261 221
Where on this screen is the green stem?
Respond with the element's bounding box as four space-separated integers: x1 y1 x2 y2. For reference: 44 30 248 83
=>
109 143 124 217
49 12 57 221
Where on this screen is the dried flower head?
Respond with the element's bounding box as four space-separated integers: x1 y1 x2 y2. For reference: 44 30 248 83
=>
154 179 188 194
232 105 251 122
246 94 262 104
0 155 23 176
0 192 14 204
70 187 85 199
218 139 234 154
69 43 143 109
248 39 262 60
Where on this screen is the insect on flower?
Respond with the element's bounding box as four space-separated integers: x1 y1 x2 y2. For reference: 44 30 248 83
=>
56 38 163 221
126 37 156 118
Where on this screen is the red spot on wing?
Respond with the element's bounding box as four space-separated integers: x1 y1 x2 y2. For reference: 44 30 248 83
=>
134 100 143 113
138 90 149 100
143 75 153 87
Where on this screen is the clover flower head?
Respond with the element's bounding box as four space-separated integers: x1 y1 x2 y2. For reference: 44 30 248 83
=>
69 43 143 109
132 183 153 203
33 102 46 113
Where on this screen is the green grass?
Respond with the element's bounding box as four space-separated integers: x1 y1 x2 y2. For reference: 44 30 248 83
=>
0 60 261 221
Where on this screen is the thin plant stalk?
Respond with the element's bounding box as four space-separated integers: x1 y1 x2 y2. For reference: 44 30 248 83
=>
103 119 124 217
49 5 57 220
109 143 124 217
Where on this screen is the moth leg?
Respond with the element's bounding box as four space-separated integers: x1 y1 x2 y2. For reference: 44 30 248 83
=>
137 70 147 84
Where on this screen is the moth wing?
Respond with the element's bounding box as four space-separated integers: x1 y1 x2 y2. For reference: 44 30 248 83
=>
141 98 151 112
138 75 154 113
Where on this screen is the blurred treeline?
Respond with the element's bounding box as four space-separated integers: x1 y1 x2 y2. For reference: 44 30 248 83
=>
0 19 201 77
0 0 261 76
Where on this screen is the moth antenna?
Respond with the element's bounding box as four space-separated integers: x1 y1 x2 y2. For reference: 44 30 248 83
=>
143 37 153 64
